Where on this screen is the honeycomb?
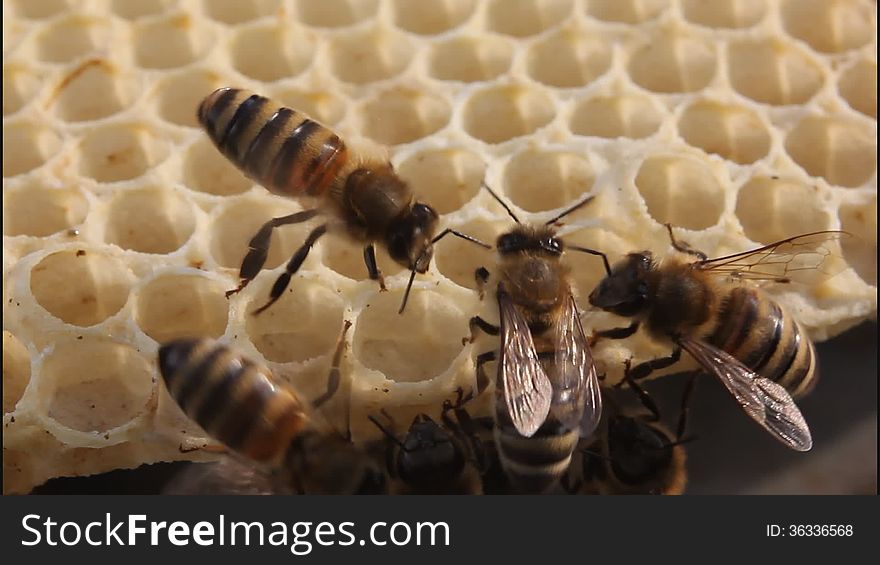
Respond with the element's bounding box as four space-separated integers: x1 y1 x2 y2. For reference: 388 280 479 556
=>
3 0 876 494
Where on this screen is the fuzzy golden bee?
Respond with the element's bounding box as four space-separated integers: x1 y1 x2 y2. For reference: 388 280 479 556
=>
158 323 386 495
466 186 603 494
197 87 487 315
588 227 849 451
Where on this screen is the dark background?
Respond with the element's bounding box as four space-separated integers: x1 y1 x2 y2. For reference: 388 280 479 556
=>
31 321 877 495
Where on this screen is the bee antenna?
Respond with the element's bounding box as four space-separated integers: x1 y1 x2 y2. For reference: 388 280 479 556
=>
398 266 419 315
368 414 408 450
481 182 520 224
567 245 612 276
544 195 595 226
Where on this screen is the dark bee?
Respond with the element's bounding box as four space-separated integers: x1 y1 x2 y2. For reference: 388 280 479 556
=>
367 389 486 494
569 375 690 496
466 186 603 494
158 323 385 494
587 226 849 451
197 87 487 315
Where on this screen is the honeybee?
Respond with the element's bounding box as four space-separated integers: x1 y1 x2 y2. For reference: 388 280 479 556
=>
587 226 849 451
367 389 486 494
567 375 690 496
197 87 487 315
465 186 603 493
158 323 386 494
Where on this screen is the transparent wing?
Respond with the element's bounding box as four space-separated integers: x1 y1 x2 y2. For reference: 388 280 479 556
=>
498 293 553 438
553 293 602 439
163 456 279 495
678 337 812 452
693 231 850 285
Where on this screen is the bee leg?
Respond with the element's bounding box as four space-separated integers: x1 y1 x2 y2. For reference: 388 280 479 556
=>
312 320 352 410
664 223 708 261
465 315 500 345
474 267 490 300
442 388 490 473
363 244 387 291
474 350 496 394
675 371 699 441
226 209 320 298
589 321 639 346
622 361 661 422
253 223 328 315
621 346 682 382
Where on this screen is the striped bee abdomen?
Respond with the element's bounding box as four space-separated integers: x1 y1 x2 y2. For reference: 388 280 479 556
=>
158 338 311 462
706 287 818 398
494 412 579 494
197 87 347 198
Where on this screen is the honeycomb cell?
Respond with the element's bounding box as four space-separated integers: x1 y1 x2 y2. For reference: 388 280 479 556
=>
77 123 170 183
635 155 725 230
245 279 345 363
681 0 766 28
427 35 513 82
155 69 224 128
586 0 669 23
40 338 155 433
838 60 877 119
784 116 876 188
109 0 175 19
294 0 379 27
526 29 612 88
8 0 69 19
321 232 404 282
104 186 196 254
487 0 573 37
628 32 717 93
3 331 31 414
677 101 771 164
209 197 315 271
570 94 663 139
735 177 831 245
30 248 133 326
3 181 89 237
329 27 413 84
397 148 485 214
780 0 874 54
182 137 253 196
434 218 504 290
392 0 476 35
354 289 467 383
272 88 346 127
229 21 314 82
728 38 824 106
3 64 41 116
135 273 229 343
360 88 451 146
2 121 61 178
504 149 595 213
462 84 556 144
47 59 137 122
839 197 877 286
133 13 213 69
34 14 110 63
202 0 281 24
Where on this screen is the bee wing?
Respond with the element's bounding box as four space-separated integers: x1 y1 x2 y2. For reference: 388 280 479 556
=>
693 231 850 284
163 456 279 495
678 337 812 451
553 293 602 439
498 293 553 437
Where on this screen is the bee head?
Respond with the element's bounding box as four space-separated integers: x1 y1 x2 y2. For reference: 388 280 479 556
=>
397 415 464 487
386 202 439 273
588 252 652 317
607 415 673 486
496 226 563 257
